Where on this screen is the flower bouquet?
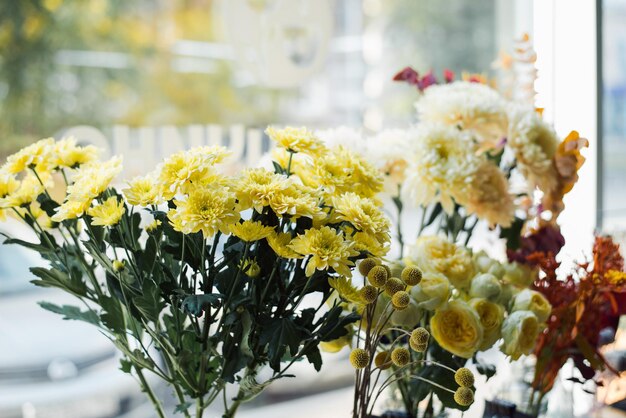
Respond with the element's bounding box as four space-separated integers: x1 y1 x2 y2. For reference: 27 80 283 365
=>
516 232 626 416
313 63 588 417
0 128 391 418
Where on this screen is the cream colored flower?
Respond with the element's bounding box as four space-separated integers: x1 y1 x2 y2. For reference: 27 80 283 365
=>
266 126 326 156
507 105 559 192
407 235 475 290
2 138 55 174
415 81 508 148
124 174 161 206
401 124 480 213
53 137 100 169
469 298 505 350
365 129 412 194
410 271 451 310
66 157 123 204
462 161 514 227
511 289 552 323
469 273 502 301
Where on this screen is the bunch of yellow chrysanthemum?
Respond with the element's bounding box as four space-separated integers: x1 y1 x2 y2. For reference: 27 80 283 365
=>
0 127 392 418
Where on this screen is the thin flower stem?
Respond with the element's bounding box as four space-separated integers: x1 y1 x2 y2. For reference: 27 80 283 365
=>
135 366 167 418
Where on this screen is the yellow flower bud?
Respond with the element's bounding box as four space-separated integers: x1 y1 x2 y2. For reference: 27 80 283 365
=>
500 310 541 360
349 348 370 369
367 266 388 287
469 273 502 300
401 266 423 286
112 260 125 272
392 291 410 310
454 387 474 406
360 285 379 304
391 347 410 367
384 277 405 297
410 272 451 311
454 367 475 388
359 258 379 276
410 327 430 345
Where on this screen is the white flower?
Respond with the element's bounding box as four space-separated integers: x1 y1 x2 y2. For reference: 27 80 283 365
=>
316 127 366 154
415 81 508 148
401 123 480 213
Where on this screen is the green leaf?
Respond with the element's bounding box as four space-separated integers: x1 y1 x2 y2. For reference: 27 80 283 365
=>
133 279 165 323
259 317 302 370
2 237 54 254
100 296 126 334
304 345 323 371
425 203 443 227
36 194 60 217
181 294 223 317
30 267 88 297
174 402 193 415
318 308 359 342
38 301 100 326
119 358 133 374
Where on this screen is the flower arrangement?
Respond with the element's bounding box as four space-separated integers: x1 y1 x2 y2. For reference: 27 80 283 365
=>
516 233 626 415
329 236 549 417
329 258 477 418
0 129 391 418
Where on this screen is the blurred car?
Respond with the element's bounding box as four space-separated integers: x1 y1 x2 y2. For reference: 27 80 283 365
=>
0 228 156 418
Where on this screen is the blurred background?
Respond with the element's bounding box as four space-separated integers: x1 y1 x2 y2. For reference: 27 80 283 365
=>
0 0 624 417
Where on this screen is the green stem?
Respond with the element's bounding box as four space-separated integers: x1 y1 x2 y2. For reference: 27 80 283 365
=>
136 366 167 418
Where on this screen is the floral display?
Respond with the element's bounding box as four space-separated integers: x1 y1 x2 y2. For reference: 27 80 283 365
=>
518 233 626 415
0 129 391 418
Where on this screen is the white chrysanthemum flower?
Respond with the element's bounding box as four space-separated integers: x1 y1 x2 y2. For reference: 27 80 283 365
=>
364 129 412 194
507 105 558 192
415 81 508 148
402 123 480 213
463 161 515 227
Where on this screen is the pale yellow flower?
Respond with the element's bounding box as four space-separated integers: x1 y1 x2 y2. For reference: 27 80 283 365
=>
229 220 275 242
289 226 358 277
145 219 162 233
268 183 324 220
0 173 48 209
349 231 390 258
0 171 19 198
124 175 161 206
500 310 541 360
430 300 484 358
66 157 123 204
266 126 326 156
402 124 480 213
331 192 391 241
407 235 475 290
410 271 451 310
511 289 552 323
169 188 239 238
87 197 125 227
267 232 303 259
2 138 55 174
508 106 559 192
53 137 100 169
462 161 514 227
51 199 92 222
469 298 505 350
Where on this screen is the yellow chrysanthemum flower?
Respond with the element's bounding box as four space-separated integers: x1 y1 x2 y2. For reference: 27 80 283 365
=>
332 192 390 237
328 276 362 304
289 226 359 277
266 232 303 259
87 197 125 227
239 258 261 278
169 188 239 238
66 157 123 204
157 146 228 200
2 138 55 174
53 137 100 169
124 175 161 206
266 126 326 156
462 161 514 227
145 219 162 233
0 173 48 209
350 231 390 258
229 220 274 242
269 183 325 220
51 199 92 222
235 168 289 213
0 171 19 198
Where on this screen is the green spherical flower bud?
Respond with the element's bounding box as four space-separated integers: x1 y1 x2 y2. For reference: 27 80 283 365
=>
384 277 405 297
367 266 388 288
401 266 423 286
359 258 379 277
349 348 370 369
454 367 475 388
454 387 474 406
391 347 410 367
360 285 379 304
410 327 430 345
392 291 410 310
409 339 427 353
